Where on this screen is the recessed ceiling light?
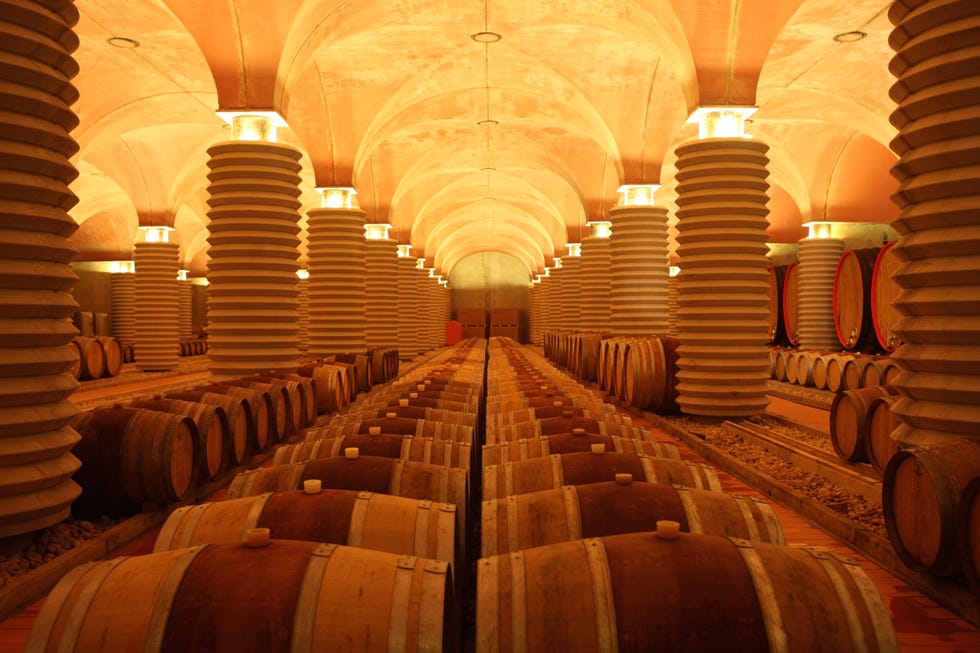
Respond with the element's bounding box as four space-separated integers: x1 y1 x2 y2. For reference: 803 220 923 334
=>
471 31 502 43
481 167 496 172
477 119 499 126
833 30 866 43
107 36 140 48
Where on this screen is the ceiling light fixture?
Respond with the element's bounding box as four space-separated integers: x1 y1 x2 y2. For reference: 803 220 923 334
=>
471 31 502 43
477 118 499 126
107 36 140 48
833 30 866 43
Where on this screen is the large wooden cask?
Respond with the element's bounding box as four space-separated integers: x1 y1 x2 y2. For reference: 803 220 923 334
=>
477 531 897 652
27 540 456 653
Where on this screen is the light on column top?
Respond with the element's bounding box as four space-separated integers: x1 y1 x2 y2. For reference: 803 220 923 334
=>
586 221 612 239
216 111 287 143
396 244 413 258
296 268 310 280
176 269 189 281
803 221 836 240
137 226 174 244
552 257 563 270
427 267 437 278
364 223 393 241
108 260 135 274
318 186 358 209
617 184 661 207
416 257 427 269
669 265 681 278
565 243 582 257
687 106 757 140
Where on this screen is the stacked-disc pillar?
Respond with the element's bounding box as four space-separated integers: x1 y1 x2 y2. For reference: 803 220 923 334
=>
796 234 844 351
609 201 669 336
134 231 180 371
0 0 83 536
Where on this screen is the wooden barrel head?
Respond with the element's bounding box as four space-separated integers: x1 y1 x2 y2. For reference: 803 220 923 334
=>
871 241 903 352
782 260 800 346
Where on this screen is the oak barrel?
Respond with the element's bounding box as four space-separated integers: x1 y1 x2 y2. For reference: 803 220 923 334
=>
28 540 455 653
94 336 123 377
274 434 472 471
766 264 788 346
623 336 680 413
307 417 473 443
781 259 800 346
870 240 903 352
197 383 275 452
957 476 980 597
72 336 105 381
865 394 900 473
481 480 784 555
482 452 721 501
833 247 881 352
71 407 198 513
477 531 897 652
481 433 678 466
297 362 350 413
883 439 980 576
830 385 899 463
166 390 252 466
128 398 227 482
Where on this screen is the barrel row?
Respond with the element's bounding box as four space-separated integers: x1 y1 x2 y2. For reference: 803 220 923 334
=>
770 348 900 391
477 338 899 650
178 336 208 356
67 335 125 380
28 341 490 651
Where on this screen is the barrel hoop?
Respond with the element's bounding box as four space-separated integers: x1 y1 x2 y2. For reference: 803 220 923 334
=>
387 555 418 652
561 485 583 541
34 559 122 653
733 495 762 542
347 491 371 547
674 486 703 534
154 505 191 552
390 459 405 496
584 539 618 653
145 547 205 652
550 454 564 488
419 560 450 650
414 500 432 558
639 455 659 484
437 503 457 564
484 465 498 501
836 552 900 651
754 497 785 546
290 543 338 653
400 437 414 461
243 493 273 535
808 549 867 652
700 464 722 491
172 504 209 550
507 495 521 559
733 539 788 653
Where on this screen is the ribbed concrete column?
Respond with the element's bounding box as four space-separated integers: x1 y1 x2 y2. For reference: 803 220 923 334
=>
365 236 398 350
308 207 366 357
674 139 771 417
178 279 193 341
538 274 554 349
796 237 845 351
396 255 420 359
528 284 540 344
609 205 670 336
134 239 179 371
206 141 302 376
667 274 680 337
0 0 82 536
579 234 612 332
110 272 136 343
559 257 582 332
888 1 980 447
296 276 309 352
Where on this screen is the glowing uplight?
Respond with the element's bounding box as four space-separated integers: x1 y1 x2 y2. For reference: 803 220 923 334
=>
317 187 358 209
587 221 612 239
565 243 582 257
138 226 173 244
687 106 757 139
108 260 135 274
216 111 287 143
617 184 661 207
803 221 835 240
176 269 189 281
668 266 681 278
364 223 393 241
296 269 310 280
416 257 427 270
396 244 413 258
552 257 563 270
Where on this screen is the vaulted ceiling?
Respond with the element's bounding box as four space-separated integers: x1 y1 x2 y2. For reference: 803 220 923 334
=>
67 0 899 279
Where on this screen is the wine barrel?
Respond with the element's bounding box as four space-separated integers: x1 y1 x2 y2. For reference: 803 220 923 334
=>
482 452 721 501
772 349 790 382
623 336 680 413
488 415 644 442
297 362 350 414
198 383 276 451
811 353 831 390
477 531 897 653
481 481 784 556
578 332 603 382
957 476 980 597
307 418 473 444
227 379 298 438
328 406 478 428
834 247 881 352
481 433 679 466
860 358 893 388
883 438 980 576
243 373 318 428
824 353 854 393
28 540 454 653
155 489 458 574
72 336 105 381
840 356 873 390
70 407 198 513
128 399 227 483
830 385 899 463
871 240 903 352
766 264 788 346
166 391 252 466
782 259 800 346
274 434 472 471
325 352 371 393
94 336 123 377
865 395 899 473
